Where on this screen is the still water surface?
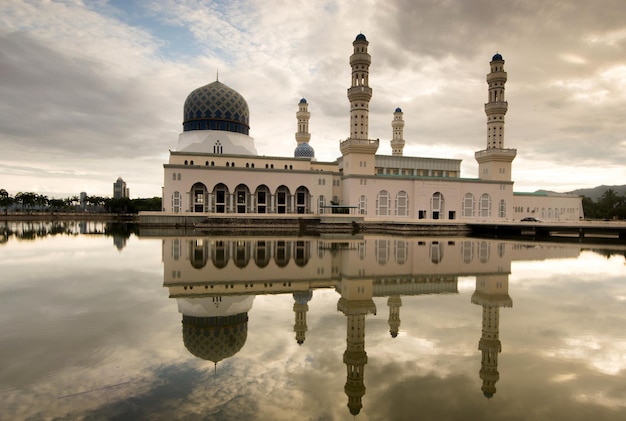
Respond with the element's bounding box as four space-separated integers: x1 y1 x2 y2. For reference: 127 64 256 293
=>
1 221 626 420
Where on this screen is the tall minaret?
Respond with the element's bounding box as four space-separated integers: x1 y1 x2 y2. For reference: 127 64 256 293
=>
486 54 507 149
295 98 311 145
471 274 512 398
390 107 405 156
294 98 315 159
340 34 379 175
348 34 372 140
475 53 516 181
337 278 376 416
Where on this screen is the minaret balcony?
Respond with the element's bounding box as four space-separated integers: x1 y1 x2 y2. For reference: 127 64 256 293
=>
486 72 507 83
348 86 372 100
484 101 508 114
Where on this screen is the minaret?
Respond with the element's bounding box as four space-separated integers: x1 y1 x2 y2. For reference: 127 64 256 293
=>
471 274 512 398
293 290 313 345
295 98 311 145
337 278 376 416
294 98 315 159
390 107 405 156
348 34 372 140
387 295 402 337
475 53 516 181
340 34 379 175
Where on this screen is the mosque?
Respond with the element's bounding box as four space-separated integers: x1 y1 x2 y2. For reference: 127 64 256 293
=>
160 34 582 222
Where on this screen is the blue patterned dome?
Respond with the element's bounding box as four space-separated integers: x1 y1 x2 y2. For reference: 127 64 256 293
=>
183 80 250 134
293 290 313 305
182 313 248 363
355 33 367 41
492 53 503 61
395 107 402 113
294 142 315 158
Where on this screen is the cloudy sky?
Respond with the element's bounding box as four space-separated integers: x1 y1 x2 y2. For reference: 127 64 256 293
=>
1 0 625 198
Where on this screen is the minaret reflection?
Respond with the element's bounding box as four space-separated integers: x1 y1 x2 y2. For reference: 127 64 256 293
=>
161 236 582 414
293 291 313 345
387 295 402 338
337 278 376 416
471 274 512 398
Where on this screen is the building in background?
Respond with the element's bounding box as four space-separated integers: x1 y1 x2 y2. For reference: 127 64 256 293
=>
113 177 129 199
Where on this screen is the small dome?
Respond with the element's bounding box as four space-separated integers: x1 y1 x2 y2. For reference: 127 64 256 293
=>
395 107 402 113
293 290 313 305
294 142 315 158
492 53 503 61
355 33 367 41
299 98 307 104
183 80 250 134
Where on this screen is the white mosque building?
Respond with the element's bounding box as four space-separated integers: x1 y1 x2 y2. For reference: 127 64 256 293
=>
160 34 582 222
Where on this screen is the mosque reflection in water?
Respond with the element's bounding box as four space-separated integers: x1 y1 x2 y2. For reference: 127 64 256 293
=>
161 235 577 416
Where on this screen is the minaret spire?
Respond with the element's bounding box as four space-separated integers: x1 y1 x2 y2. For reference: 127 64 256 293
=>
391 108 405 156
475 53 516 182
485 53 507 149
295 98 311 144
348 34 372 140
339 34 379 174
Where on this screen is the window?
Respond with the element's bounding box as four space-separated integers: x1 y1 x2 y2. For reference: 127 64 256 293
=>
376 190 390 216
479 194 491 218
172 191 180 213
463 193 474 217
375 239 389 265
498 199 506 218
358 195 367 215
318 195 325 213
395 191 408 216
395 240 407 264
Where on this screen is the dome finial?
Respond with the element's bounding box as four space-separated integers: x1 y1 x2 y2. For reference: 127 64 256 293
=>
216 68 219 82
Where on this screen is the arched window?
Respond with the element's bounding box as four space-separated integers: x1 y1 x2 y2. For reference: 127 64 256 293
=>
498 199 506 218
358 195 367 215
479 193 491 218
430 241 443 263
295 186 310 214
375 239 389 265
190 239 209 269
461 241 474 264
395 240 407 264
376 190 390 216
431 192 444 219
172 191 180 213
395 191 408 216
254 240 270 268
191 182 207 213
276 185 291 214
463 193 475 218
479 241 490 263
294 240 310 267
274 240 291 267
234 240 250 268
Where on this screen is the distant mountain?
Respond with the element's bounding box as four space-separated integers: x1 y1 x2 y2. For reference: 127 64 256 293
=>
565 185 626 201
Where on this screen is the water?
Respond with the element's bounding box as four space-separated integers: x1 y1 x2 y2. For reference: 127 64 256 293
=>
1 221 626 420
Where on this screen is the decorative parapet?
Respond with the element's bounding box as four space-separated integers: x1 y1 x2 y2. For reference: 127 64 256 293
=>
475 148 517 162
340 138 379 155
